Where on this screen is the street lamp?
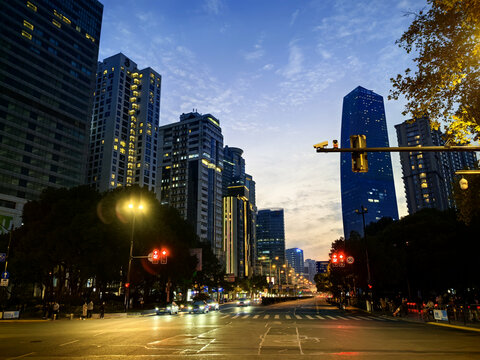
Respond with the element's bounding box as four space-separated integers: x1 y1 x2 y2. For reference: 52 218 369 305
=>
124 201 145 311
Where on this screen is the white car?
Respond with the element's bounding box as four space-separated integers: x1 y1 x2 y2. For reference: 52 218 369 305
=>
156 302 179 315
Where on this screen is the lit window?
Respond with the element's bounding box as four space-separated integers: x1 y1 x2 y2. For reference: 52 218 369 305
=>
21 30 32 40
52 19 61 28
27 1 37 11
113 145 118 150
421 182 428 189
111 174 115 179
85 33 95 42
23 20 34 30
120 148 126 154
111 181 115 187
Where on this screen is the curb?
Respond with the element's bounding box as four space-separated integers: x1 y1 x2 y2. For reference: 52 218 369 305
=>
427 322 480 333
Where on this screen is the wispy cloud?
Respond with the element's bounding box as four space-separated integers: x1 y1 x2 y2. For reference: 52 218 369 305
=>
290 9 300 26
203 0 224 15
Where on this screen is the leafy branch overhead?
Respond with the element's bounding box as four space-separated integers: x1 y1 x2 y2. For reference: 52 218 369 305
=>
390 0 480 142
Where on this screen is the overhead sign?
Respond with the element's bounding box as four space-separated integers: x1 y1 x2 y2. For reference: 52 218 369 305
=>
0 253 6 262
1 271 9 279
346 256 354 264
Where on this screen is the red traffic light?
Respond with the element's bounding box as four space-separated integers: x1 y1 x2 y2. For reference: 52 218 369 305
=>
331 253 338 263
160 249 168 264
161 249 167 256
125 283 130 288
152 249 160 261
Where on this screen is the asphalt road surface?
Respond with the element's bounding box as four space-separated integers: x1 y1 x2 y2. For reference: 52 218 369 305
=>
1 296 479 359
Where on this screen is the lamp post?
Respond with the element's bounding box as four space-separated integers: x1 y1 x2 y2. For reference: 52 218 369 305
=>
355 205 372 310
124 202 144 311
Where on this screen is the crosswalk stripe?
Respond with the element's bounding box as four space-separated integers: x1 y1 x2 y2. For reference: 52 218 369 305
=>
285 315 291 319
232 314 240 319
337 316 349 320
253 315 260 319
274 315 280 319
346 316 361 320
221 315 230 319
295 315 302 319
242 315 249 319
306 315 314 319
326 315 337 320
374 317 386 321
264 314 270 319
315 315 325 319
357 316 373 321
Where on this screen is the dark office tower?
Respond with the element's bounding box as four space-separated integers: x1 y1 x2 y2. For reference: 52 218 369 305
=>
0 0 103 229
340 86 398 239
286 248 304 275
158 112 224 258
395 117 477 214
222 146 245 193
245 173 256 207
87 53 161 192
256 208 285 269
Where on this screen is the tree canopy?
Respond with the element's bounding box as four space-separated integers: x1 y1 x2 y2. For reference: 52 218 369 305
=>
390 0 480 142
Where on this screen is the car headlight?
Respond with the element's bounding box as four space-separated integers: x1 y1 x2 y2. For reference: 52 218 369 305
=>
155 307 159 311
167 307 171 310
188 306 193 310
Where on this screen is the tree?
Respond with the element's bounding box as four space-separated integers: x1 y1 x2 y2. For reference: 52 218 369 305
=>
390 0 480 142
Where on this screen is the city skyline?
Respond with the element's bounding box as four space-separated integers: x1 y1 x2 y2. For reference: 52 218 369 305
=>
95 0 430 261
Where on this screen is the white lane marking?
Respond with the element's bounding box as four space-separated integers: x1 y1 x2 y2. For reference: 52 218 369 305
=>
285 315 291 319
7 353 35 360
274 315 280 319
357 316 373 321
315 315 325 319
295 315 302 319
264 314 270 319
258 327 271 355
306 315 314 319
93 331 105 337
59 340 79 347
253 315 260 319
232 314 240 319
242 315 249 319
326 315 337 320
296 327 304 355
337 316 349 320
197 339 215 353
221 314 230 319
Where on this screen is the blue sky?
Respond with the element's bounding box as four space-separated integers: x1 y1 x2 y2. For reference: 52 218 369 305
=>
98 0 426 261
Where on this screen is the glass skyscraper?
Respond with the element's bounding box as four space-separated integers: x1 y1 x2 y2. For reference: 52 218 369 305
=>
340 86 398 239
285 248 304 275
256 208 285 267
0 0 103 229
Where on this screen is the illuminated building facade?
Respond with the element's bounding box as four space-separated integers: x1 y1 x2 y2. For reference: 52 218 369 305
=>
286 248 304 275
340 86 398 239
0 0 102 229
157 112 224 258
87 53 161 192
395 117 477 214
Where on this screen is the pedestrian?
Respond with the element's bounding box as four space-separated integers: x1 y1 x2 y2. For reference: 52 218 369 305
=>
99 302 105 319
52 302 60 320
82 302 88 320
87 300 94 318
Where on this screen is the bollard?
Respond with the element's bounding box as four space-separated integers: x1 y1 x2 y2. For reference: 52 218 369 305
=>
53 314 56 320
70 313 73 320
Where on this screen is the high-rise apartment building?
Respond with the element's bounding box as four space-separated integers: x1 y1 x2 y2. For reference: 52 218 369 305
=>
340 86 398 238
257 208 285 269
87 53 161 192
0 0 103 229
157 112 224 258
395 117 477 213
286 248 304 275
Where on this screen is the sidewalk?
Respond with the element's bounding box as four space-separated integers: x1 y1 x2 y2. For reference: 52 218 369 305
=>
346 305 480 332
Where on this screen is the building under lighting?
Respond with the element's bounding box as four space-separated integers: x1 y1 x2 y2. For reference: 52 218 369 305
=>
87 53 161 192
0 0 103 229
157 112 224 259
340 86 399 239
257 208 285 274
395 117 477 214
286 248 304 275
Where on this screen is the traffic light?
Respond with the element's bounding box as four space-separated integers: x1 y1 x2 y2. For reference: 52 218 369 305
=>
152 249 160 264
331 253 338 264
125 282 130 288
160 249 167 264
338 252 345 264
350 135 368 172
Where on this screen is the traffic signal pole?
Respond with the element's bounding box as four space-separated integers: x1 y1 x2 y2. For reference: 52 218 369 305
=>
315 145 480 153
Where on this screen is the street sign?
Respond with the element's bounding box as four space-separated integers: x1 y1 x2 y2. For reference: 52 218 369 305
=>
346 256 354 264
1 271 9 279
0 278 8 287
0 253 5 262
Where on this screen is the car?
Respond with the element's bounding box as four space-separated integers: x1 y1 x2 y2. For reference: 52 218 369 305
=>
188 300 209 314
155 301 179 315
236 298 251 307
206 298 219 311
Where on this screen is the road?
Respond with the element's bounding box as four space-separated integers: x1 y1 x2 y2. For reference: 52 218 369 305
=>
1 296 479 359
